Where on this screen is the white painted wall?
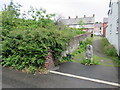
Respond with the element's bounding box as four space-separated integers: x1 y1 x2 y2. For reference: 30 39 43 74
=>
118 0 120 56
106 1 119 54
94 27 103 35
69 25 82 28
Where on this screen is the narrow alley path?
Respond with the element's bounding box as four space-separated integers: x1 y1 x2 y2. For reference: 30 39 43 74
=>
93 36 118 67
73 36 118 67
56 36 119 86
93 36 105 57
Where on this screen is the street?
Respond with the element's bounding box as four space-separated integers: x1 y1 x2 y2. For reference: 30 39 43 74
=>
2 67 119 88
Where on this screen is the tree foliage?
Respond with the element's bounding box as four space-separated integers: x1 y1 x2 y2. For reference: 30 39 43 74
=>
2 0 21 30
1 1 86 72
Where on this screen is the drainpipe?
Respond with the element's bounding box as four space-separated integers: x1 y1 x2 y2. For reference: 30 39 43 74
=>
118 0 120 60
118 0 120 87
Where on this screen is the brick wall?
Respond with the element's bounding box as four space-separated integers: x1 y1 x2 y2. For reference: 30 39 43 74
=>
103 23 107 37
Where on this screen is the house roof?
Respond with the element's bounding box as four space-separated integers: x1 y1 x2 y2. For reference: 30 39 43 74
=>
94 24 103 27
61 17 95 25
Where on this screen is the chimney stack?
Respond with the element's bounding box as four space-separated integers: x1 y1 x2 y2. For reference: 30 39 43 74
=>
68 16 71 19
76 16 78 18
84 15 86 18
93 14 95 17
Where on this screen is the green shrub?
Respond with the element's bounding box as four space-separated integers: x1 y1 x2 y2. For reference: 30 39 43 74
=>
104 45 117 56
2 26 86 71
102 38 118 57
81 59 91 65
1 1 87 72
28 66 37 73
101 38 120 66
72 37 93 56
81 58 100 65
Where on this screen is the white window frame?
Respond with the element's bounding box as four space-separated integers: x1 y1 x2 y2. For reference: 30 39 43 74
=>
116 19 119 34
110 24 112 34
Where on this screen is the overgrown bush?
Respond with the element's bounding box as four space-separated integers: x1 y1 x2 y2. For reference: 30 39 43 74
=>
102 38 118 57
1 1 86 72
2 1 21 30
101 38 120 66
2 27 84 70
81 58 100 65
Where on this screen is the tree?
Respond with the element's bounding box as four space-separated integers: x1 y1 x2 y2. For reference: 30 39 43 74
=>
53 14 67 30
27 7 55 28
2 0 21 29
54 14 64 25
79 19 85 29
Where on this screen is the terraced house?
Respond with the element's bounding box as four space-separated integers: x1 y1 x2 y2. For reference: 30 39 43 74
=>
94 23 103 36
106 0 120 57
61 14 95 33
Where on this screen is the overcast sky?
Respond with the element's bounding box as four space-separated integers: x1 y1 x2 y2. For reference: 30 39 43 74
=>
0 0 110 22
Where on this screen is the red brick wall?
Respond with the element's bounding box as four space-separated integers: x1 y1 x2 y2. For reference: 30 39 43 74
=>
103 23 107 37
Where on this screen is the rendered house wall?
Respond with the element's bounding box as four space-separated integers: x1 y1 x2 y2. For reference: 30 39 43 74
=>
118 0 120 57
106 1 119 54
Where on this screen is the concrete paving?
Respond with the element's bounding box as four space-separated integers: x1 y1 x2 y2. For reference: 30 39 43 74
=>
57 62 119 83
2 67 119 88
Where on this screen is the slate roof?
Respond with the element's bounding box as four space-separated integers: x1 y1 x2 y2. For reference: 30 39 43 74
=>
94 24 103 27
61 17 95 25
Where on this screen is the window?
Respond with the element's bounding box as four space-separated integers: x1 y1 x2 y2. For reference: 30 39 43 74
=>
110 4 113 15
100 27 102 30
110 8 112 14
108 10 110 15
110 24 112 34
116 19 119 34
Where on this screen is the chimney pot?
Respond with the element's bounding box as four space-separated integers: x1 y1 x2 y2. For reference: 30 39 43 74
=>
69 16 70 19
84 15 86 18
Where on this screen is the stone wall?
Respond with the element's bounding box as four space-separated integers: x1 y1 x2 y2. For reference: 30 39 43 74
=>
61 32 92 57
45 32 92 69
45 50 55 70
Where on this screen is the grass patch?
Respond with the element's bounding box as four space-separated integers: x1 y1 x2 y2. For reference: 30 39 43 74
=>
102 38 118 57
111 57 120 67
80 55 101 65
59 37 93 63
72 37 93 57
101 38 120 66
81 58 100 65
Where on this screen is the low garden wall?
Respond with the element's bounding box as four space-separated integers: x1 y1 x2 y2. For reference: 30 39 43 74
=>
45 32 92 69
61 32 92 57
